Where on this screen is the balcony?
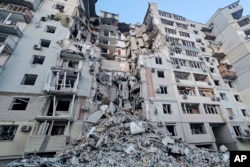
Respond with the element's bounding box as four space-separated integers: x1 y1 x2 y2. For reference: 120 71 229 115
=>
43 67 80 94
204 32 216 40
217 64 237 80
237 17 250 27
209 44 226 60
220 70 237 80
201 26 213 32
24 136 68 153
60 49 84 60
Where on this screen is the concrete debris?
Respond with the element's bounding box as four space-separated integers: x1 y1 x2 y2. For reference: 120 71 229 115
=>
8 109 229 167
85 110 103 124
130 122 145 135
219 145 228 152
162 136 175 145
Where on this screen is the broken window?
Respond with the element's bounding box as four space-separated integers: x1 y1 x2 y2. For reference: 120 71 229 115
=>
40 39 51 48
0 125 18 141
173 15 185 21
185 50 198 56
198 88 214 97
234 95 242 102
220 93 227 100
214 80 220 86
238 18 250 27
157 71 164 78
165 28 176 35
226 108 234 117
9 97 30 110
159 86 168 94
161 19 174 26
178 86 196 96
233 126 243 136
179 31 190 38
32 55 45 65
174 71 191 80
210 67 215 73
51 126 65 136
102 40 109 44
104 30 109 36
47 99 54 116
171 58 186 66
55 4 65 12
189 61 203 69
190 24 196 28
182 40 195 47
56 100 70 111
166 125 176 136
162 104 171 114
166 37 179 44
204 104 219 114
200 47 206 52
21 74 37 85
176 23 188 30
173 48 182 54
182 103 200 114
161 12 172 18
190 123 206 134
205 57 210 62
38 121 66 136
155 57 162 64
193 30 198 34
46 25 56 33
194 74 209 82
62 59 79 69
242 109 248 117
228 81 234 88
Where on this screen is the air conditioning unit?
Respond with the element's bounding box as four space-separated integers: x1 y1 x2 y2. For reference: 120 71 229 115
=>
216 97 221 101
170 51 174 55
228 115 233 120
208 81 212 85
156 87 161 93
21 125 32 132
157 122 164 127
151 68 155 73
33 44 41 50
176 78 180 82
211 96 216 101
210 61 214 65
199 56 203 60
183 94 188 99
176 64 180 68
202 68 207 72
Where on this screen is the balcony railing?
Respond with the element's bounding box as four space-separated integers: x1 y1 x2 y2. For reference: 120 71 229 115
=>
24 136 68 153
220 70 237 80
204 32 216 40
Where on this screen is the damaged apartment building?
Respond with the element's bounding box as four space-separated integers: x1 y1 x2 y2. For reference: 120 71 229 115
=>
136 1 250 151
1 0 250 165
0 0 101 164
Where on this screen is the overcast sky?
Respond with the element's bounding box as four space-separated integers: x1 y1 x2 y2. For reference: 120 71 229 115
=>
96 0 250 24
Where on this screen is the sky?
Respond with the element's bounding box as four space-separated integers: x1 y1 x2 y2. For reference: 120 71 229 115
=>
96 0 250 24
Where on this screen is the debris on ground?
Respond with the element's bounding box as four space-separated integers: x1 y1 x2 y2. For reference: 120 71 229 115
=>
7 109 230 167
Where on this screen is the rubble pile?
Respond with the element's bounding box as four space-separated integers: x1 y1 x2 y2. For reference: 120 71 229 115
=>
8 109 229 167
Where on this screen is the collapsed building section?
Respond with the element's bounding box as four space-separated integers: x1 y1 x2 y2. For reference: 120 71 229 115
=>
1 0 250 165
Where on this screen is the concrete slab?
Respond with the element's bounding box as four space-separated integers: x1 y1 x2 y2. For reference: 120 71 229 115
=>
86 110 103 124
